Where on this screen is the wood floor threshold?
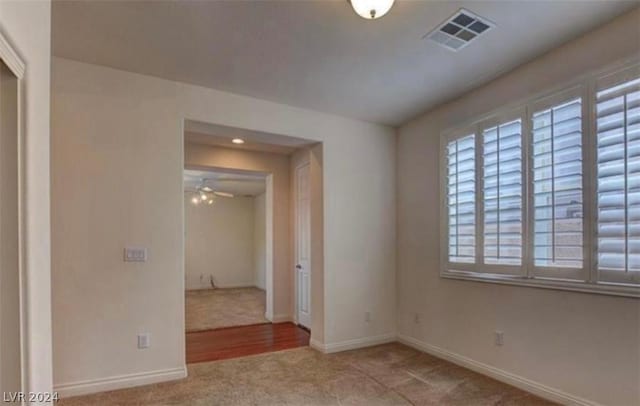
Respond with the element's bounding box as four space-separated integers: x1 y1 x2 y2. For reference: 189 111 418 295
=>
186 322 310 364
186 321 272 334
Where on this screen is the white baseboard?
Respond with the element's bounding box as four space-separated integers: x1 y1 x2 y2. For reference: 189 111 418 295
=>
271 314 292 323
186 284 257 290
311 333 396 354
54 366 187 398
397 334 599 406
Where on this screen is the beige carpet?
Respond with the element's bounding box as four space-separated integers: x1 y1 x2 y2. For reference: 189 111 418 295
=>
59 343 556 406
185 287 268 332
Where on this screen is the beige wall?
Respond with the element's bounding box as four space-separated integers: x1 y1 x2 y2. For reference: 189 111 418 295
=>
308 145 325 343
185 144 291 320
185 195 255 290
397 10 640 406
0 0 53 396
51 57 396 394
52 58 185 394
0 55 20 394
254 193 267 290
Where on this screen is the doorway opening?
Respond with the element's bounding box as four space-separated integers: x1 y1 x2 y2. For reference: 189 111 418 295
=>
182 120 323 364
183 167 269 332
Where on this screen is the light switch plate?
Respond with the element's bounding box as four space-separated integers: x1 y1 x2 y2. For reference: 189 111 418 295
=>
137 333 150 349
124 247 147 262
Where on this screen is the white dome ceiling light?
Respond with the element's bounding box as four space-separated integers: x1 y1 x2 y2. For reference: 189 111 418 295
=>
349 0 395 20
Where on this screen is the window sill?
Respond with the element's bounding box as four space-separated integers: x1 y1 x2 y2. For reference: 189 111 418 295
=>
441 270 640 298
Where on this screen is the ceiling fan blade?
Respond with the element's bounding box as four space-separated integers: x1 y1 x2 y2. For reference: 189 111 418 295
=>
213 178 264 183
213 191 234 198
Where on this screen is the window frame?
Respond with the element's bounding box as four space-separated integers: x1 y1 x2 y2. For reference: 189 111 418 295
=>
439 59 640 298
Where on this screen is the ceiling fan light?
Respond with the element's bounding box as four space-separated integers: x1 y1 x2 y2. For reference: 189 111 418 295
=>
350 0 394 20
191 196 200 205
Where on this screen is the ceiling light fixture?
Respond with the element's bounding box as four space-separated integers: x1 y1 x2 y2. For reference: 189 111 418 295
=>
188 179 236 207
232 138 245 144
349 0 394 20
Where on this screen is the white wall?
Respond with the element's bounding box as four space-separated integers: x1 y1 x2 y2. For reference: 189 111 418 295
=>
397 10 640 406
185 195 255 290
51 57 396 394
254 193 266 290
0 0 53 396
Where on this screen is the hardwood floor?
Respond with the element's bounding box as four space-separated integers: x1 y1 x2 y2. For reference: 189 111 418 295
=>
186 322 310 364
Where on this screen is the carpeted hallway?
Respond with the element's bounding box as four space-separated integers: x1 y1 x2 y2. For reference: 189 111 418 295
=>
58 343 555 405
185 287 268 332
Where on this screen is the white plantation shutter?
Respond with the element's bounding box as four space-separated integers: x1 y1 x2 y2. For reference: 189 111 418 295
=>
532 98 584 270
596 75 640 281
440 63 640 295
447 134 476 264
482 119 523 266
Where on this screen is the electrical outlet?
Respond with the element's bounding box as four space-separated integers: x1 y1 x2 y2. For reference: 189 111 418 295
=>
414 313 421 324
138 333 150 349
495 331 504 346
365 312 371 323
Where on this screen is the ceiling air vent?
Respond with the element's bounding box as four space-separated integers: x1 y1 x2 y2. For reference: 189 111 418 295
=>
425 9 494 52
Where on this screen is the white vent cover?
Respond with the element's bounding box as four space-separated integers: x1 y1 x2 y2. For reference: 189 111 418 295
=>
425 9 494 51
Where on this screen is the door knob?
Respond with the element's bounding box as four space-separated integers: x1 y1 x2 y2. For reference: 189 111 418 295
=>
296 264 302 269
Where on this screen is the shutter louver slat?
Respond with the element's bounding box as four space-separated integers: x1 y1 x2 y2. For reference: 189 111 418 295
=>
533 98 584 269
447 134 476 264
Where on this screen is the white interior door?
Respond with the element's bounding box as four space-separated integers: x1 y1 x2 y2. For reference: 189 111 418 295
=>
295 163 311 329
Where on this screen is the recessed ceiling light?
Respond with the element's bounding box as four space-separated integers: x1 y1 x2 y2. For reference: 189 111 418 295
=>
232 138 245 144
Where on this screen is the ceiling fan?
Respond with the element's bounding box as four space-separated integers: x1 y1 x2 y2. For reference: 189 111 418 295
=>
188 178 234 206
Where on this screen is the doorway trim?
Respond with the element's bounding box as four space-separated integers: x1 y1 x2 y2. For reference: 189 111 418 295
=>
0 30 27 392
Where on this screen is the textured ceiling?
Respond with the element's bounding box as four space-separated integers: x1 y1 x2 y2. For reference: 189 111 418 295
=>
52 1 638 126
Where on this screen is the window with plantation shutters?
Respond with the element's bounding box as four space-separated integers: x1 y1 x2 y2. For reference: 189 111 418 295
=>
446 134 476 264
532 98 584 270
482 119 523 266
596 75 640 282
440 62 640 297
